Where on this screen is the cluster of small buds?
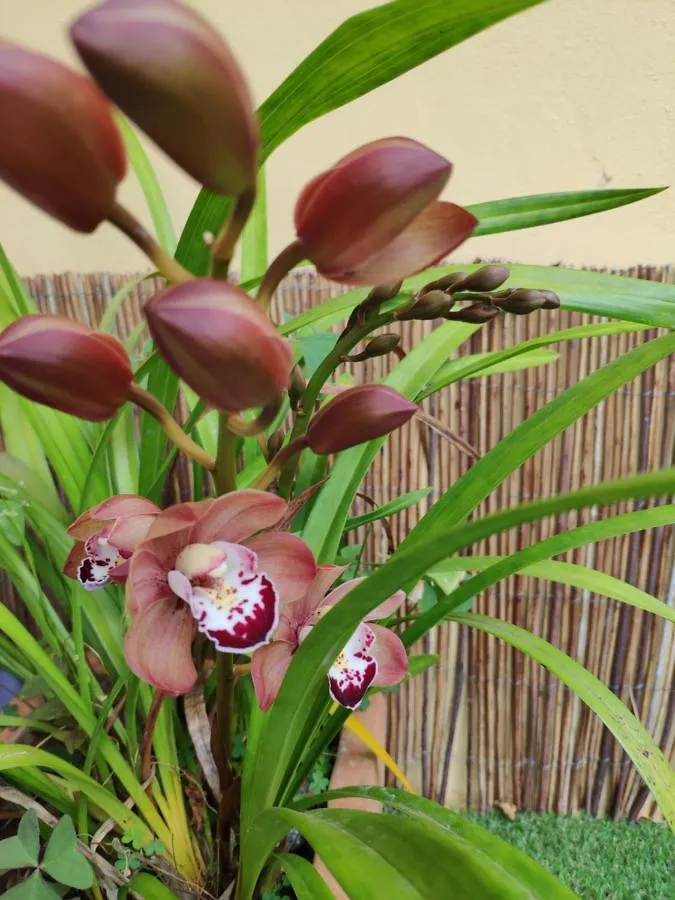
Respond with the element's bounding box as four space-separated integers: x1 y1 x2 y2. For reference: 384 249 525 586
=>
398 264 561 325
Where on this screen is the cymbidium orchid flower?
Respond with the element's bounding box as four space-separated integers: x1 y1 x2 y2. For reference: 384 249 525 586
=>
294 137 477 286
123 490 316 696
64 494 160 590
252 567 408 711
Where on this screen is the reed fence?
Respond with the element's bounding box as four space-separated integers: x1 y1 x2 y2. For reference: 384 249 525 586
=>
1 264 673 820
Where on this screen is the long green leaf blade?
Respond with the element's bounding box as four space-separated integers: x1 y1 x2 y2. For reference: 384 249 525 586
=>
453 613 675 830
469 187 667 236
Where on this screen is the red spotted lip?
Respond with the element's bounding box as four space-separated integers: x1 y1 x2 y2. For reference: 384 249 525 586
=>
203 574 278 653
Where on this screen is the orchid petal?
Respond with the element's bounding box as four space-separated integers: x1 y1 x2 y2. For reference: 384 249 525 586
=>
190 573 278 653
321 577 365 612
245 532 316 606
126 547 173 616
211 541 257 579
328 622 377 709
175 542 226 579
124 597 197 696
108 514 158 553
63 541 85 579
192 490 287 544
365 589 406 621
329 201 477 286
251 641 294 712
369 624 408 687
91 494 160 520
167 569 192 604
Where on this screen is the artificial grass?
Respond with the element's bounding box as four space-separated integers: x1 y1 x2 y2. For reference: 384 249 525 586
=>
469 810 674 899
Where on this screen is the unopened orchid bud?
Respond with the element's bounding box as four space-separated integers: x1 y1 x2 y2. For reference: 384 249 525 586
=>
538 289 561 310
397 290 455 321
71 0 258 195
144 279 293 413
294 138 476 285
0 41 125 232
419 272 468 295
0 315 133 420
345 334 400 362
445 302 500 324
452 265 510 293
306 384 417 454
494 289 546 315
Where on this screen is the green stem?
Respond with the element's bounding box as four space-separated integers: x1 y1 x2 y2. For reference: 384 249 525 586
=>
108 202 192 285
214 416 238 494
256 240 305 313
277 310 395 496
211 189 256 280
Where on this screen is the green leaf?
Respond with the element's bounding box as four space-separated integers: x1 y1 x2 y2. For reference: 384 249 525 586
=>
250 466 675 825
243 804 574 900
17 810 40 866
401 330 675 557
293 787 576 898
176 0 545 275
0 243 36 316
344 488 432 531
419 320 645 400
468 187 667 236
0 835 38 872
276 853 334 899
298 332 339 378
453 612 675 831
241 169 268 282
1 872 62 900
117 116 176 253
41 816 94 889
406 654 440 678
122 872 181 900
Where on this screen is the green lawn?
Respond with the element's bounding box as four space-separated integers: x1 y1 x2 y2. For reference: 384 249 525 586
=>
469 811 674 899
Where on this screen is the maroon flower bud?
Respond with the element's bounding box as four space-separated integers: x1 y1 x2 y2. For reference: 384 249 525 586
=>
294 138 476 285
494 289 546 315
538 290 561 310
306 385 417 454
344 334 400 362
0 41 125 232
445 302 500 324
0 315 133 420
420 272 468 295
71 0 258 196
452 265 511 293
397 290 455 321
144 279 293 413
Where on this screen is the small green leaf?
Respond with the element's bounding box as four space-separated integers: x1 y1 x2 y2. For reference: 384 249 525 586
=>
297 332 339 378
41 816 94 889
0 835 39 871
344 488 432 532
1 872 62 900
17 809 40 866
406 655 439 678
124 872 182 900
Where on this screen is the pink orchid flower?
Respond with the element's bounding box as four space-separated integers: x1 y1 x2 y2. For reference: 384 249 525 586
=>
252 566 408 711
123 490 316 696
64 494 160 590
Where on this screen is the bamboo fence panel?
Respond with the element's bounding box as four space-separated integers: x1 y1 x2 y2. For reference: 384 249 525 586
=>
0 264 672 820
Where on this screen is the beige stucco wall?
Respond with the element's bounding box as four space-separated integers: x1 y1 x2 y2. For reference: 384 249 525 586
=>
2 0 675 276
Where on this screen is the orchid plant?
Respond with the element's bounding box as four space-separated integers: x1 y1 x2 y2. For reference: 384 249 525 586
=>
0 1 674 898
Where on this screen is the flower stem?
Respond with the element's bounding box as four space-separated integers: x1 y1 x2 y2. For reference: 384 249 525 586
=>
257 239 305 312
251 437 308 491
276 310 395 496
210 189 256 280
213 416 238 494
108 202 193 285
140 690 164 784
128 383 215 470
